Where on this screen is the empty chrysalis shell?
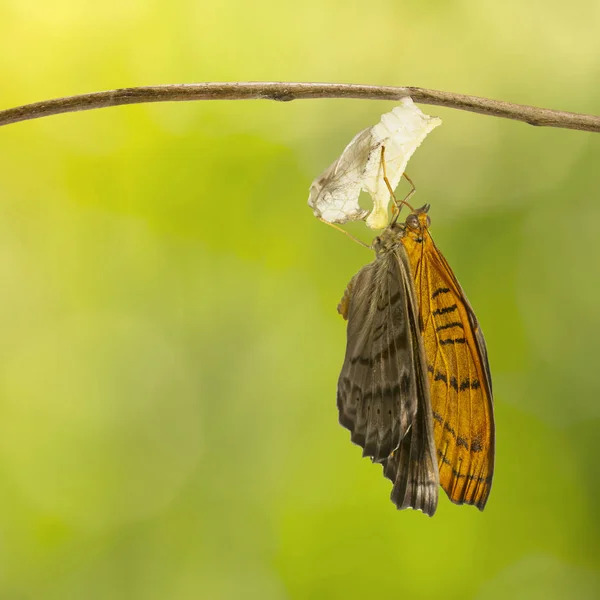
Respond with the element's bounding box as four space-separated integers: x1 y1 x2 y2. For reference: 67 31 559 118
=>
308 98 442 230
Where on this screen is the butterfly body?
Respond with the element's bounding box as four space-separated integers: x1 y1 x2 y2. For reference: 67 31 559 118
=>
337 205 494 515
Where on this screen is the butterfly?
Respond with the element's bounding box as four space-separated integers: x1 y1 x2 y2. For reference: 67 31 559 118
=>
337 204 494 515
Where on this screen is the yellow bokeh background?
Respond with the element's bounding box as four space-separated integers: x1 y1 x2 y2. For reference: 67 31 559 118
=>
0 1 599 598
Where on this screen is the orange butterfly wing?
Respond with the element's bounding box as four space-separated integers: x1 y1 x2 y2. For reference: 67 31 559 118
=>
401 210 495 510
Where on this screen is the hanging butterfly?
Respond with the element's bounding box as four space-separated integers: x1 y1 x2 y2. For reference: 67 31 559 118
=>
337 173 494 515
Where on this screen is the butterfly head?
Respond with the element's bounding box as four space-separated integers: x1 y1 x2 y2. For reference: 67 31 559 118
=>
402 204 431 243
372 205 432 254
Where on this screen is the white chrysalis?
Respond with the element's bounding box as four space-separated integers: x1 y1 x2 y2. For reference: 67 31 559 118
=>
308 98 442 230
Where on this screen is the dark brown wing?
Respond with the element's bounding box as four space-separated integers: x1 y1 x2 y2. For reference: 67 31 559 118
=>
337 245 439 515
380 248 439 514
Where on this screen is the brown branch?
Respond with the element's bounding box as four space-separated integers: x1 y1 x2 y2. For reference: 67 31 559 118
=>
0 82 598 132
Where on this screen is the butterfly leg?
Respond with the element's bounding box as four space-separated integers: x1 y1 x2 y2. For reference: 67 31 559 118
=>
402 172 417 204
380 146 418 223
317 217 371 249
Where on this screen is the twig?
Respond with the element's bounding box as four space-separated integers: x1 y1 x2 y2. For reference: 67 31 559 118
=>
0 82 598 133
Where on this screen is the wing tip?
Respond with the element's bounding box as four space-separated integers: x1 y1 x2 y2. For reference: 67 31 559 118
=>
444 481 492 512
389 469 439 517
391 490 438 517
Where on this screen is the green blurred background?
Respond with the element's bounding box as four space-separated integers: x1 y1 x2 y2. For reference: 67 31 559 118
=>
0 1 599 598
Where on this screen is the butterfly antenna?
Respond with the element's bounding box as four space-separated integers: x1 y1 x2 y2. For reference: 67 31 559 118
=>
317 217 371 249
380 146 417 225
